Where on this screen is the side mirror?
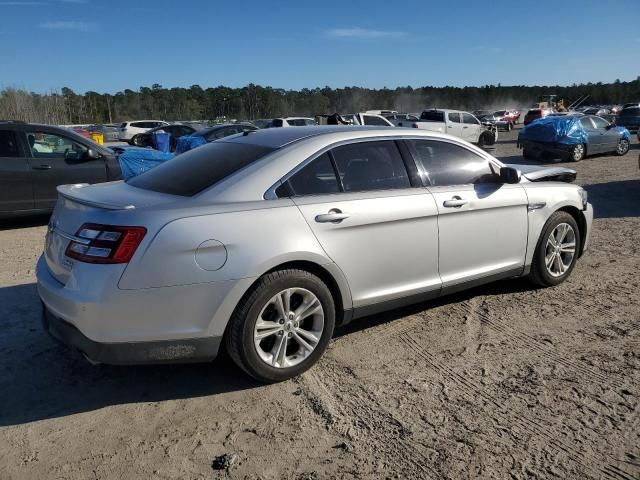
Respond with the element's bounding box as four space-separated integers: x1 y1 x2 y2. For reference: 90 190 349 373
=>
500 166 521 184
605 123 615 130
84 148 101 160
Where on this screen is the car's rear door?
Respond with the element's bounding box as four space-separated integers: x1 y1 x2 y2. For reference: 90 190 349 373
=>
287 140 441 309
591 115 620 152
579 117 602 154
0 128 34 214
406 138 528 289
25 129 108 210
462 113 482 143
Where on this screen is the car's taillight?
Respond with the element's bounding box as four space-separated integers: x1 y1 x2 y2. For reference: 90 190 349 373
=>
65 223 147 264
412 123 419 128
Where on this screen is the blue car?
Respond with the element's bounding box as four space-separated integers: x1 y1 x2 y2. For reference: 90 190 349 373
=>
517 114 631 162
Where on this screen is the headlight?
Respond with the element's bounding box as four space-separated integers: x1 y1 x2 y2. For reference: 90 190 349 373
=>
578 187 588 209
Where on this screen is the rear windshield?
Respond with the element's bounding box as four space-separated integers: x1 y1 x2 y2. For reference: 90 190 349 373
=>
127 142 276 196
420 111 445 122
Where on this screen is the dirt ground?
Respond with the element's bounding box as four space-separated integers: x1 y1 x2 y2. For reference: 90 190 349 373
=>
1 127 639 480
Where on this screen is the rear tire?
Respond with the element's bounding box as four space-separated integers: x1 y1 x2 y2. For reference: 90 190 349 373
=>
569 144 585 162
225 269 336 383
529 211 581 287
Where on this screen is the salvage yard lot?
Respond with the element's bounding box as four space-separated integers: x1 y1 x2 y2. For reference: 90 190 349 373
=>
0 127 638 479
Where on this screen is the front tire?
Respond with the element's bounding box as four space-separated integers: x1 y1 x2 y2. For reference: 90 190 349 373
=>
615 138 630 156
529 211 581 287
225 269 336 383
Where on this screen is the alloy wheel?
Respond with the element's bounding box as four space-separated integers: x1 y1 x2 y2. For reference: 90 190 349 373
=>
253 288 324 369
572 144 585 161
617 139 629 155
545 223 576 277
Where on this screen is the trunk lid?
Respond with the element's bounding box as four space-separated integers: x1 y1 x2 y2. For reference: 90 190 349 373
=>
44 181 179 284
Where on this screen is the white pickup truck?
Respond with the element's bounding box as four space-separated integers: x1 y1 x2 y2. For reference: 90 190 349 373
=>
410 109 497 146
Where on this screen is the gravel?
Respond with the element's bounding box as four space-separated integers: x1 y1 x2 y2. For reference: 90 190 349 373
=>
0 127 638 479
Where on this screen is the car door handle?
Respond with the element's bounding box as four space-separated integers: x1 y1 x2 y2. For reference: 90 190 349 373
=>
443 197 468 208
32 165 51 170
315 209 350 223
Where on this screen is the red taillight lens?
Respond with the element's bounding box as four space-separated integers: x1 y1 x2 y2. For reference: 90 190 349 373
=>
65 223 147 264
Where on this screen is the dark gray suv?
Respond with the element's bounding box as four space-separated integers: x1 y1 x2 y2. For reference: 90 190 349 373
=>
0 121 121 219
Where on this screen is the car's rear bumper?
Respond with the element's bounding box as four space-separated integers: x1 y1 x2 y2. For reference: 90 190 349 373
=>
42 305 222 365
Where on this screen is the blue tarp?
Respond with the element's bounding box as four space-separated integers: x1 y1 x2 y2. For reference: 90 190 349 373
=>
176 135 207 154
117 147 174 180
518 116 587 146
152 131 171 153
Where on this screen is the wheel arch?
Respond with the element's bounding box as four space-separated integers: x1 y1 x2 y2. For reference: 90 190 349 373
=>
556 205 587 258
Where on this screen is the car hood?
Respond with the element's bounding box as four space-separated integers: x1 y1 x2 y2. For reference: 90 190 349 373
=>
511 164 577 183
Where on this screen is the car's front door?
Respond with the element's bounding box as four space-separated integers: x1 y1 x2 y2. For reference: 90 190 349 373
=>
0 129 34 214
25 129 108 209
284 141 441 309
462 113 482 143
406 139 528 289
446 112 464 139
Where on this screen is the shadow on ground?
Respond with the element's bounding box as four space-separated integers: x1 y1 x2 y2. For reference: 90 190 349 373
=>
584 179 640 218
0 214 50 232
0 283 259 427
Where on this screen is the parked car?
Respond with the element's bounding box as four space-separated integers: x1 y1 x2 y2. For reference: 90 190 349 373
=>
269 117 317 127
494 110 521 125
523 108 553 125
251 119 272 129
86 124 120 143
473 110 492 118
517 114 631 161
118 120 169 143
130 124 197 151
616 106 640 132
622 102 639 109
190 123 257 142
477 112 513 132
341 113 395 126
0 121 121 218
71 127 92 139
582 107 610 116
382 112 420 127
37 126 593 382
412 109 497 146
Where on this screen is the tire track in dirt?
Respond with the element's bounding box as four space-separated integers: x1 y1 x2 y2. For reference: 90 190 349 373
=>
398 333 610 479
451 300 627 390
299 364 440 479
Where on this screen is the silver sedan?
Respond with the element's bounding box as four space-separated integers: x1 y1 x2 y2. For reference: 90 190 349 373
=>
37 127 593 382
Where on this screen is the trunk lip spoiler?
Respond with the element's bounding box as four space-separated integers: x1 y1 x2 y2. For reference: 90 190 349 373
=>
56 184 136 211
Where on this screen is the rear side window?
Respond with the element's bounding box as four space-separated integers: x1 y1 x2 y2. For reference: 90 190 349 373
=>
406 140 493 186
286 153 340 196
131 122 147 128
0 130 20 157
580 117 594 129
420 111 444 122
591 116 609 128
331 141 410 192
128 142 276 196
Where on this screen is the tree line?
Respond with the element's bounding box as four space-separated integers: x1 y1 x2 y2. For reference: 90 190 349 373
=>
1 78 639 125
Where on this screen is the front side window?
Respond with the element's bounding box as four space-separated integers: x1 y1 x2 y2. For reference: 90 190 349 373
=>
407 139 494 186
462 113 479 125
26 131 88 159
285 153 339 196
331 141 410 192
0 130 20 157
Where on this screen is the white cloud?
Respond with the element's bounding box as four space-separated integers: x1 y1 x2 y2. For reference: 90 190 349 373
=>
324 27 407 39
39 21 96 32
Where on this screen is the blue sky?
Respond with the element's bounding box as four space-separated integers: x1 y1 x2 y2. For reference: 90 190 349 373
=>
1 0 639 94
